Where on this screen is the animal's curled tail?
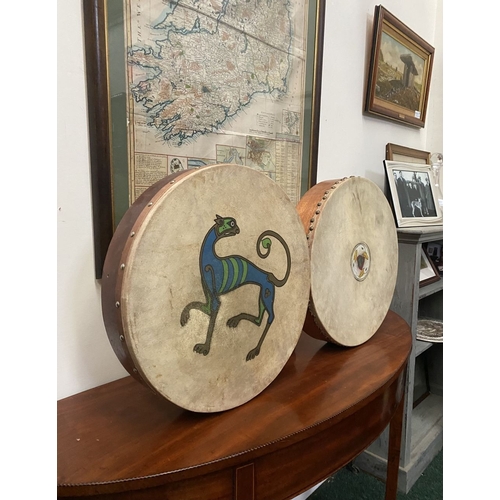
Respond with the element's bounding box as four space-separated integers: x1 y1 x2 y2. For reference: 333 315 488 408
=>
256 230 291 287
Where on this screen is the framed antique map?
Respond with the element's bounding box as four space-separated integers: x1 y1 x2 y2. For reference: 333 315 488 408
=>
83 0 326 277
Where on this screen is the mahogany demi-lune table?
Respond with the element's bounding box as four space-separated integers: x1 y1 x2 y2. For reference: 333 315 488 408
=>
57 310 411 500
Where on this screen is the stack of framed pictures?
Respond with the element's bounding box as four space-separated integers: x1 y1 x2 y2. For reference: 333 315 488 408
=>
385 143 443 289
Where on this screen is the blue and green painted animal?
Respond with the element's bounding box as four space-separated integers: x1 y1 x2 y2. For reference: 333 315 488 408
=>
180 215 291 361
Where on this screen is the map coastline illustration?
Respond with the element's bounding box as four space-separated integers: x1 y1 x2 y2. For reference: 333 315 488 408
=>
123 0 309 205
128 0 293 145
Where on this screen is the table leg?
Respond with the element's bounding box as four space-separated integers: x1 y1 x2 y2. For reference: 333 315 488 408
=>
385 370 406 500
235 463 255 500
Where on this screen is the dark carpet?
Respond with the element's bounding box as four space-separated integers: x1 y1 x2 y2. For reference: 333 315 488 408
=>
307 450 443 499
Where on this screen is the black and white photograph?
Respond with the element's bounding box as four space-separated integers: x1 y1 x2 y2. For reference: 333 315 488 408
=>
384 160 443 227
393 169 436 218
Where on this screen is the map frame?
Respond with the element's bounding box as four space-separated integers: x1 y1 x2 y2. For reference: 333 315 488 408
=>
83 0 326 278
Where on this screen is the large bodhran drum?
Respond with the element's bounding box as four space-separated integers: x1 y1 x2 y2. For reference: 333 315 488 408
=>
101 164 310 413
297 176 398 347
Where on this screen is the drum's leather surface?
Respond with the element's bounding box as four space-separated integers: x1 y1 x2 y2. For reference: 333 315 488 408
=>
297 177 398 346
102 164 310 412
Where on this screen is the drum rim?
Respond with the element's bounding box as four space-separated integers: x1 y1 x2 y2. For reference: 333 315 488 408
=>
101 167 197 391
102 163 311 411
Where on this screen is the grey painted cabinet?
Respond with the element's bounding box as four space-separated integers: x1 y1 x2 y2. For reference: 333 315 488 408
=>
355 226 443 494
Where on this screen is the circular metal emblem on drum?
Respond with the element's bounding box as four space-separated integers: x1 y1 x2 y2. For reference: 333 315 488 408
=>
351 242 371 281
297 176 398 347
101 164 310 413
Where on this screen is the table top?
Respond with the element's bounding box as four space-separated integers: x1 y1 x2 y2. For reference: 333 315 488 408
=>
58 310 411 496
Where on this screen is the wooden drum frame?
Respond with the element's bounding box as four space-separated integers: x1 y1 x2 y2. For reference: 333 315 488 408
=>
297 176 398 346
101 164 310 413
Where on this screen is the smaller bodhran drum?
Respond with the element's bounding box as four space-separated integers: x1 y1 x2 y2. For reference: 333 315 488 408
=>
101 164 310 413
297 176 398 347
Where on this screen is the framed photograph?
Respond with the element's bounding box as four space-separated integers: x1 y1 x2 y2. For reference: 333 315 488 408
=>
384 160 443 228
426 241 443 276
384 143 430 200
365 5 434 128
386 143 430 164
83 0 326 277
419 247 440 288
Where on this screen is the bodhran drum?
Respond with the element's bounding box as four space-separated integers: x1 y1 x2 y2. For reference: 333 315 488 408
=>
297 176 398 347
101 164 310 413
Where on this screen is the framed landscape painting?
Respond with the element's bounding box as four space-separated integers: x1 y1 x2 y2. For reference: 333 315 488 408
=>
384 160 443 228
83 0 326 277
365 5 434 128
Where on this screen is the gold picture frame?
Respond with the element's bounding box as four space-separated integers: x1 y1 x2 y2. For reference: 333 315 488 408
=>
365 5 434 128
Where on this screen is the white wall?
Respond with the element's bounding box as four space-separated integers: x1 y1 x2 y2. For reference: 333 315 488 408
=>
316 0 442 187
58 0 130 399
57 0 442 400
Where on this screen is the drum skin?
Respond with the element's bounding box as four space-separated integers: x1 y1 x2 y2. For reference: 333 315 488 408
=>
297 177 398 347
101 164 310 413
